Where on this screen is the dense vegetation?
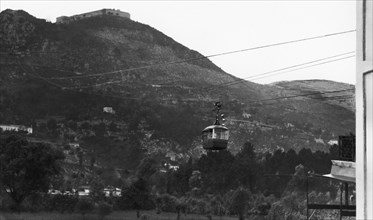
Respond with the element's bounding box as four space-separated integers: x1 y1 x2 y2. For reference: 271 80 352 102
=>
0 134 65 211
1 134 345 219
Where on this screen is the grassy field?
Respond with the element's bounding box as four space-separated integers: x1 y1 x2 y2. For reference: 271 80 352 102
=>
0 210 244 220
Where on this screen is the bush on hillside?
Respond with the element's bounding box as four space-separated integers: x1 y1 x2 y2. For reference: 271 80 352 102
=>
37 194 79 213
155 193 177 212
75 198 94 216
97 201 113 220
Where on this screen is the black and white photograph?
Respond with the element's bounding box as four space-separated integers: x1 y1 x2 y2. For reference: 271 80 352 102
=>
0 1 372 219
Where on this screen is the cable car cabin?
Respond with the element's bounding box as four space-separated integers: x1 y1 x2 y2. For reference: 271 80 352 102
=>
202 125 229 150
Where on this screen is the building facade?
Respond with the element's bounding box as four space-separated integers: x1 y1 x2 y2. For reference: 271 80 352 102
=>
356 0 373 219
0 124 33 134
56 9 130 24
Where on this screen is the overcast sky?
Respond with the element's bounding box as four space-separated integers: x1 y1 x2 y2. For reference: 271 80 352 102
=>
0 0 356 85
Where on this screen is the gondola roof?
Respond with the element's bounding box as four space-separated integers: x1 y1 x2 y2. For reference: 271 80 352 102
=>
202 124 228 132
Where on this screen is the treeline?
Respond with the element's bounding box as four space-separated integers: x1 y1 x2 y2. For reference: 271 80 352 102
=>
162 142 339 197
1 133 342 219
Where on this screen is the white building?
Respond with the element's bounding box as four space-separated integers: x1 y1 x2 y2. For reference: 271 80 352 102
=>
0 124 33 134
103 186 121 197
242 112 251 119
103 107 116 114
327 139 338 146
356 0 373 218
56 9 130 24
77 186 90 196
68 142 80 149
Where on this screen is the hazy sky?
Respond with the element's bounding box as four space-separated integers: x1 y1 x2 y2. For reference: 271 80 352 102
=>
0 1 356 85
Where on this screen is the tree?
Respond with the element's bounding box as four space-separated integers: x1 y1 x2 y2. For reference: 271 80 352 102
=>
67 120 78 130
97 201 113 220
136 157 158 180
239 142 255 159
119 178 154 211
188 170 202 189
75 198 94 218
47 118 58 131
80 122 91 130
230 187 251 220
94 122 106 137
197 150 236 193
284 164 307 194
46 194 78 213
78 150 84 166
175 197 187 220
233 142 259 192
0 134 65 211
89 177 105 202
298 148 313 169
329 144 339 160
90 156 96 169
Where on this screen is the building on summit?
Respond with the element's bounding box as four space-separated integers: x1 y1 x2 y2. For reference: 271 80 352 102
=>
56 9 130 24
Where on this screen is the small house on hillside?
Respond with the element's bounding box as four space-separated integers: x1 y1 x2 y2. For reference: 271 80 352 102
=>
0 124 33 134
77 185 90 196
68 142 80 149
103 107 116 114
103 186 121 197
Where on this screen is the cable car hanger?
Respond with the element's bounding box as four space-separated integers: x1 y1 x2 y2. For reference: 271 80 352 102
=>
201 102 229 151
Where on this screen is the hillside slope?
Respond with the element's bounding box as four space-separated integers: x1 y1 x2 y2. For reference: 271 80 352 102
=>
0 10 355 171
272 80 355 111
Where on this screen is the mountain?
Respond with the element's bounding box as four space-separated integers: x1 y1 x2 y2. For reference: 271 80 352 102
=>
272 80 355 112
0 9 355 172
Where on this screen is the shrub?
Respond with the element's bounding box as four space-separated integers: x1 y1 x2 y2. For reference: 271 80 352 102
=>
45 194 79 213
229 187 251 220
185 197 209 215
75 198 94 216
157 193 177 212
0 193 15 211
140 213 151 220
21 193 44 212
97 201 113 220
117 178 155 210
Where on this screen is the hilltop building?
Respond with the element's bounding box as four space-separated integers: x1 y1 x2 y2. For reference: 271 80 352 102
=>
0 124 33 134
56 9 130 24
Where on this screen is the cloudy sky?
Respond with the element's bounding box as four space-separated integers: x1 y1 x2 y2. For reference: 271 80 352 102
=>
0 0 356 84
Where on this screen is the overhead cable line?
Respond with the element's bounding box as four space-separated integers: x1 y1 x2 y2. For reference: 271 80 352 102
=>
23 64 355 107
48 29 356 80
16 60 68 89
26 71 144 100
21 58 355 105
245 88 354 105
205 52 355 91
15 51 355 102
53 51 355 89
258 94 354 106
249 55 355 82
28 66 355 105
222 55 355 88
